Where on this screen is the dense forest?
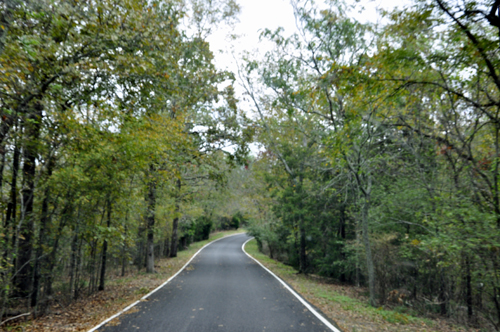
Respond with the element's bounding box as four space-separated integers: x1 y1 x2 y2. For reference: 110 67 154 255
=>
241 0 500 329
0 0 250 321
1 0 500 331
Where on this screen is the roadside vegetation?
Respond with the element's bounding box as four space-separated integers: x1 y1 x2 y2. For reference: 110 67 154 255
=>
238 1 500 330
1 0 500 331
0 0 250 325
245 239 472 332
4 230 244 331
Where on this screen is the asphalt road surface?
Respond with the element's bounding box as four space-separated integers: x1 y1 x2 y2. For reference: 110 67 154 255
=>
94 233 337 332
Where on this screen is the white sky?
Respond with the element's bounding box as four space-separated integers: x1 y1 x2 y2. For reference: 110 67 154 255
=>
206 0 412 73
204 0 412 154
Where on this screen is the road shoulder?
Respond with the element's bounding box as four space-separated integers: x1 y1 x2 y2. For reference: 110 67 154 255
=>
12 230 246 332
243 238 467 332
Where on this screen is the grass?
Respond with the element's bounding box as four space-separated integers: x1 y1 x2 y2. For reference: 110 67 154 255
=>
244 239 470 332
7 232 471 332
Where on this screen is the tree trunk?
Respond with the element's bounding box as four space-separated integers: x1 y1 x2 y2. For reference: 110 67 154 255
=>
121 247 127 277
339 204 347 283
99 199 112 290
0 144 5 199
44 199 71 298
69 238 76 297
135 224 145 269
68 221 79 300
439 270 447 315
31 154 54 310
0 103 14 196
170 216 179 258
146 165 156 273
495 126 500 228
1 140 19 307
16 102 43 297
43 218 64 300
121 224 128 277
355 221 361 287
6 143 19 228
298 222 307 273
361 190 376 307
29 198 44 309
465 256 474 323
163 237 170 258
170 179 181 258
297 175 307 274
98 233 109 291
74 237 82 300
89 240 99 294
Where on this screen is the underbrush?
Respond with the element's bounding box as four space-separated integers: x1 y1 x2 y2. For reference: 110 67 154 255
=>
244 239 471 332
3 229 245 332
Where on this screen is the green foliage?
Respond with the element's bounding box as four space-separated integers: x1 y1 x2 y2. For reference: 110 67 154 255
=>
0 0 249 317
2 0 500 329
240 0 500 328
230 212 244 229
192 216 213 242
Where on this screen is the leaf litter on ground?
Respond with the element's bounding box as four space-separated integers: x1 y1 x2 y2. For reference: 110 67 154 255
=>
244 239 479 332
5 230 245 332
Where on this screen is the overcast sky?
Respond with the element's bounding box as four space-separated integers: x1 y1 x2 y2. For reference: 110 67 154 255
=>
204 0 412 154
206 0 412 73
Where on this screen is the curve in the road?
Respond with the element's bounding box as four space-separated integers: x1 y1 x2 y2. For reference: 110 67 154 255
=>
89 233 342 332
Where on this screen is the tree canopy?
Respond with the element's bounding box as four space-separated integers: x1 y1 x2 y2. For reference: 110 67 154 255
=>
242 0 500 329
2 0 500 330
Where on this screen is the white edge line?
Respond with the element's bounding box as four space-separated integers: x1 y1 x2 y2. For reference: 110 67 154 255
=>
242 237 342 332
87 232 245 332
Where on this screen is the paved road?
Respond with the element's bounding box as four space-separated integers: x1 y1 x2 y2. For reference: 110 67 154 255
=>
95 234 336 332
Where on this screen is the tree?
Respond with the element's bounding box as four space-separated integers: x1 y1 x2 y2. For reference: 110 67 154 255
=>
0 0 248 316
241 0 382 302
368 0 500 324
